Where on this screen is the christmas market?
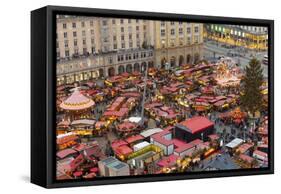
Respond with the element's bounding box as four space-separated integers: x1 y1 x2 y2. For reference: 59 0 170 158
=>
54 18 269 180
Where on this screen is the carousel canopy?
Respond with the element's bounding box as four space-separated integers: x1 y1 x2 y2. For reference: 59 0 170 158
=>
60 88 95 111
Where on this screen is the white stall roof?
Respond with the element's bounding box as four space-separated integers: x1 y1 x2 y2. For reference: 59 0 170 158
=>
128 117 142 124
140 128 163 138
133 141 150 151
57 132 75 139
71 119 95 125
226 138 243 149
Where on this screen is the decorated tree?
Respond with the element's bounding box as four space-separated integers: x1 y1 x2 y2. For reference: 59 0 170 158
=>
240 58 264 115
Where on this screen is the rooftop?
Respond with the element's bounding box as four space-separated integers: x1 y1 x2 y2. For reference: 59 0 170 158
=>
60 88 95 111
226 138 244 149
176 116 214 134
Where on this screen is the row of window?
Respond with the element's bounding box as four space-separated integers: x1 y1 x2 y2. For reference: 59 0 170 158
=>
59 30 95 39
160 26 199 36
238 25 267 33
160 21 198 26
62 21 90 29
59 26 146 40
58 39 143 53
57 37 95 48
210 25 267 37
161 35 200 47
116 33 144 41
113 41 141 50
119 25 145 32
103 18 141 25
58 46 90 58
117 51 153 62
62 18 142 29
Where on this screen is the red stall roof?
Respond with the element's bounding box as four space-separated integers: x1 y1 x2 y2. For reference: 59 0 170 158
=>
57 148 77 159
117 121 137 131
237 143 254 154
111 140 128 149
174 139 203 153
253 150 268 158
239 154 254 163
151 129 173 146
125 135 144 144
157 154 179 167
208 134 220 141
178 116 214 134
116 145 133 156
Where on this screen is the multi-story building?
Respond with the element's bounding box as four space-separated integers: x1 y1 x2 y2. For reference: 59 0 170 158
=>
56 15 154 59
204 24 268 50
57 48 154 84
56 15 204 85
154 21 204 68
56 16 155 85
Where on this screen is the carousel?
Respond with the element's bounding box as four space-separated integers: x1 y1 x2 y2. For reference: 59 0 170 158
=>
215 59 241 87
59 88 95 121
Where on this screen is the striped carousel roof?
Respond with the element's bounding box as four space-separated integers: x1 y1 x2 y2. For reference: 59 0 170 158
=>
59 88 95 111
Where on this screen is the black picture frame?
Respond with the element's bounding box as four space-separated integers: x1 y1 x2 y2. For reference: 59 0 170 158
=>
31 5 274 188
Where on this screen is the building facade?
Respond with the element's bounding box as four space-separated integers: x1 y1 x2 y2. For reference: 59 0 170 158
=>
154 21 204 68
57 49 154 85
204 24 268 50
56 16 204 85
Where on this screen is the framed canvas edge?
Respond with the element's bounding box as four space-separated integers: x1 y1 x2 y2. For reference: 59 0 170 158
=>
33 5 274 188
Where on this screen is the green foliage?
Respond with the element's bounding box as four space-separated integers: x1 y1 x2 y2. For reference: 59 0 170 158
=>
240 58 264 114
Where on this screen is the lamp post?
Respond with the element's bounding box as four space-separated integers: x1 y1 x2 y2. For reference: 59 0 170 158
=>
140 64 148 126
243 125 247 142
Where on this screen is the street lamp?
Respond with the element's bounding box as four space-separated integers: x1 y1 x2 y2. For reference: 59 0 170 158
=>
140 65 148 126
243 125 247 142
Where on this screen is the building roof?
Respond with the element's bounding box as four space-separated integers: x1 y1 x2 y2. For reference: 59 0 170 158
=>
133 141 150 151
117 121 137 131
208 134 220 141
84 145 106 160
56 132 78 145
59 88 95 111
237 143 253 154
174 139 203 153
157 154 179 168
57 148 77 159
73 143 92 152
95 121 107 129
116 145 133 156
104 108 129 118
57 120 70 127
226 138 244 149
121 92 141 98
171 139 187 148
125 135 144 144
253 150 268 159
203 153 239 170
177 116 214 134
100 157 129 171
151 129 173 146
128 116 142 124
140 128 163 138
239 154 255 163
71 119 95 126
111 140 128 149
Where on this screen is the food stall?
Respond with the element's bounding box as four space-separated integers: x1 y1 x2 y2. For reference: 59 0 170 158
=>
56 132 79 150
70 119 95 136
